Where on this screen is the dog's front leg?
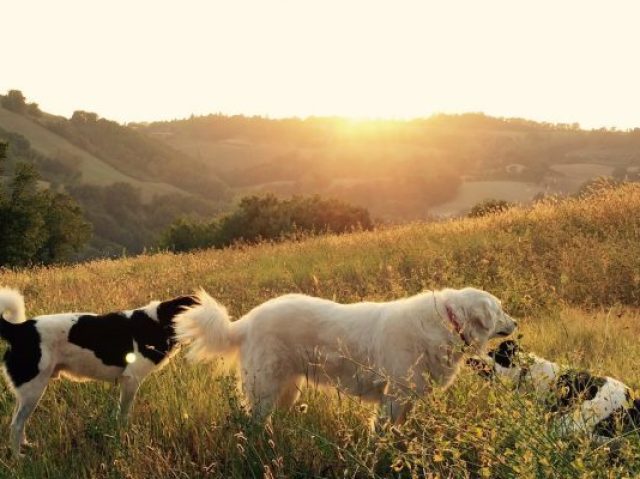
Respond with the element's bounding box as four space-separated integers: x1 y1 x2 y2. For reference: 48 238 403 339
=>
387 394 413 426
10 376 49 457
374 386 413 431
118 375 141 423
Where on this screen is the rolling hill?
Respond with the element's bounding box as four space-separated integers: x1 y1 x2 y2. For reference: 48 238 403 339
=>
2 90 640 259
0 105 188 200
0 94 228 256
141 114 640 219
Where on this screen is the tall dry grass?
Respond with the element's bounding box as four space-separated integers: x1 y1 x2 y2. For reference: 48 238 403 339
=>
0 183 639 478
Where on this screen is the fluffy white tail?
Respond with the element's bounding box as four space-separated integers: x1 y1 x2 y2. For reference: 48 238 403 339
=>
0 287 26 324
174 289 240 361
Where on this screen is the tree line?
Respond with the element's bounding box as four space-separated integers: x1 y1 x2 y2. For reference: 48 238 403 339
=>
160 194 373 252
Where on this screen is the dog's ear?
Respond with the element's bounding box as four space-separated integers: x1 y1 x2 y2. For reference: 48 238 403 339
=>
468 298 497 332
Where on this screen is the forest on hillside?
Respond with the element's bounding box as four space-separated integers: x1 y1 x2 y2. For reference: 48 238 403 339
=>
2 89 640 262
141 113 640 219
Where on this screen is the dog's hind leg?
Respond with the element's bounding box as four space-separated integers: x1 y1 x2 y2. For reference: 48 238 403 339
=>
242 369 292 421
10 375 49 456
118 375 141 423
276 378 302 410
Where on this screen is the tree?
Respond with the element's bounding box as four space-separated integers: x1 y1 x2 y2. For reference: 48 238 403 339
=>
36 192 92 263
160 194 373 252
159 217 219 252
1 90 27 113
27 102 42 117
468 199 514 218
71 110 99 123
0 144 91 266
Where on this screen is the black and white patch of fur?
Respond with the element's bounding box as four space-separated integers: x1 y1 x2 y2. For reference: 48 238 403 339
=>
468 340 639 440
0 288 198 456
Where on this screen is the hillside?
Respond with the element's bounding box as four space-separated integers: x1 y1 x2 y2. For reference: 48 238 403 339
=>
0 94 228 256
0 106 188 199
142 114 640 219
1 183 639 478
3 90 640 258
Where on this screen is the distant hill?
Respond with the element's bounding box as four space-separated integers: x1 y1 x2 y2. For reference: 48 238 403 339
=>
141 114 640 219
0 106 188 199
3 89 640 257
0 93 228 257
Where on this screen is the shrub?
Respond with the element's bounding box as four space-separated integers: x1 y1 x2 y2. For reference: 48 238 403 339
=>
160 194 373 252
468 198 514 217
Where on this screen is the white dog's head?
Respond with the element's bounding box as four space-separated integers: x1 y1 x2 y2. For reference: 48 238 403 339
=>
440 287 517 348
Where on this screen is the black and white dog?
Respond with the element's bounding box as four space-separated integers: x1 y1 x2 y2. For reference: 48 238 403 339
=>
0 287 200 455
468 340 640 441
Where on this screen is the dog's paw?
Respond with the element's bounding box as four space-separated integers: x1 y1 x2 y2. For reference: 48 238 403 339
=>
21 440 36 450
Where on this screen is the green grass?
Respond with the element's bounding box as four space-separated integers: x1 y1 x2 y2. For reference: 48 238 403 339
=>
1 183 639 478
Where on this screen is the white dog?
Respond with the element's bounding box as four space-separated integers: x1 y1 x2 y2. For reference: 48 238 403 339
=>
0 287 199 455
468 340 640 440
176 287 517 425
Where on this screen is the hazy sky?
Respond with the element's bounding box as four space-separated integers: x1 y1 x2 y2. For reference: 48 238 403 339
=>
2 1 639 128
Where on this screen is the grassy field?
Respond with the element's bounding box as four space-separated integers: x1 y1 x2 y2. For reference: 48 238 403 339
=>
0 183 639 478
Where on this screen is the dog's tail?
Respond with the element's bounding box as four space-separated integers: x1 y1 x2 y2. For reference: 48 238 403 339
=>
174 289 242 362
0 287 26 325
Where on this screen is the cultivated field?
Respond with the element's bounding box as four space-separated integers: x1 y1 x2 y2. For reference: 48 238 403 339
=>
429 180 548 216
0 183 639 478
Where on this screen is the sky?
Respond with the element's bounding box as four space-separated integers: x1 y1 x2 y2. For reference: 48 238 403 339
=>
2 0 640 129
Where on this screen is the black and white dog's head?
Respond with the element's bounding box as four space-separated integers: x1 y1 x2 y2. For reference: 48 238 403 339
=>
488 339 520 368
466 339 522 382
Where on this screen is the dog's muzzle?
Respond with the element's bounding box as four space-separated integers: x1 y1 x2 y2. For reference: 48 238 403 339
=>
497 316 517 337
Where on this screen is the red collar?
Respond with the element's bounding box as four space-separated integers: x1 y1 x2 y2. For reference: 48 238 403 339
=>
445 305 469 346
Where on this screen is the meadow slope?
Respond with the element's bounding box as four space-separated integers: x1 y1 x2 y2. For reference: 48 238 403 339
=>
0 106 187 201
0 183 639 478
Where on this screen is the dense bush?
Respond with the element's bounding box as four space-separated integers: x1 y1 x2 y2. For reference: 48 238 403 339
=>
468 198 514 217
1 89 41 117
0 90 27 113
0 157 91 266
160 194 373 252
68 183 219 257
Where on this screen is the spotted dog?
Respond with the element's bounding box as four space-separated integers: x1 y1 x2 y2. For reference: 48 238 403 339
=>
0 287 199 455
468 340 640 440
